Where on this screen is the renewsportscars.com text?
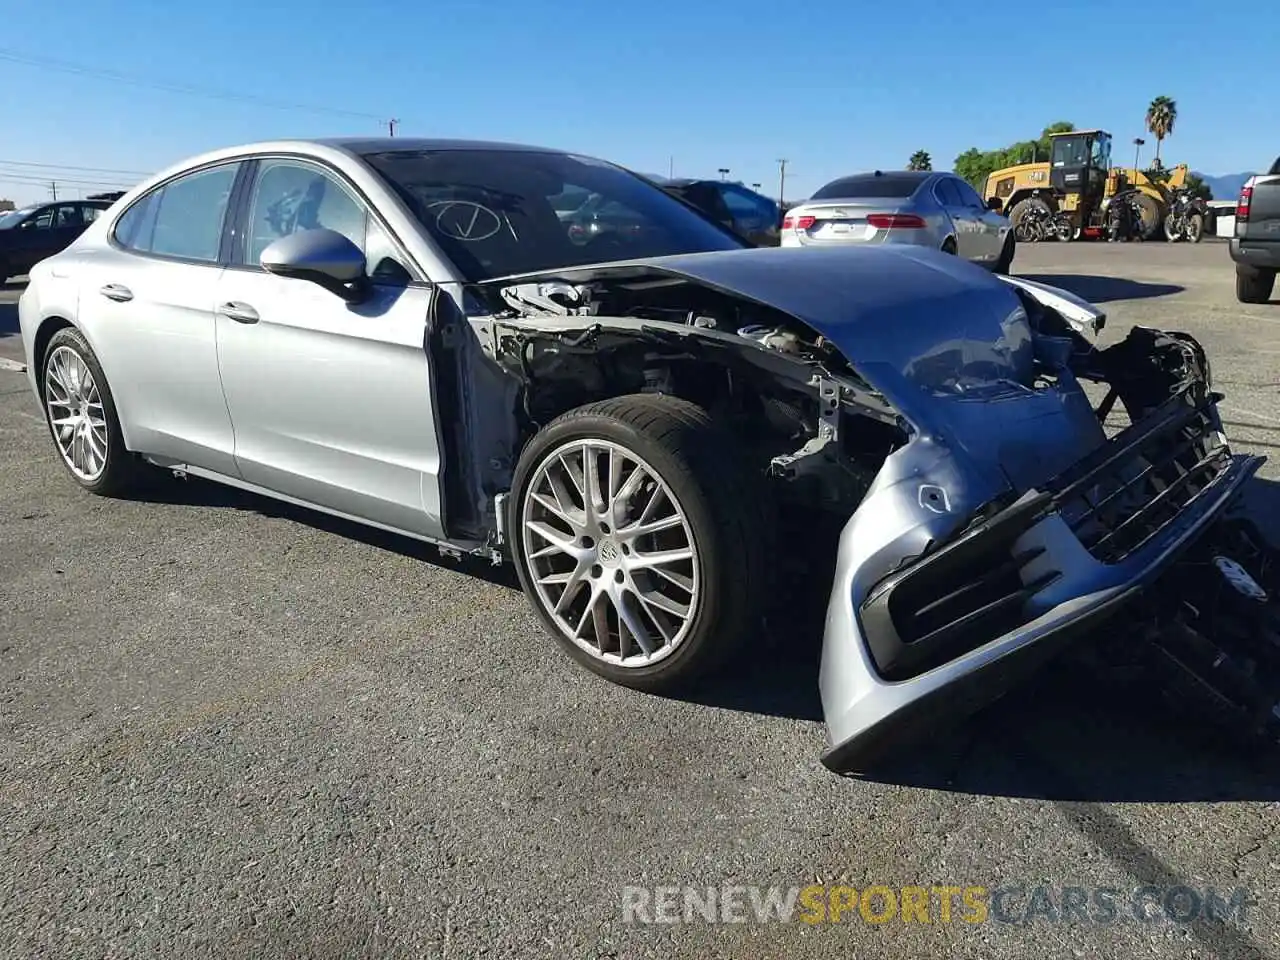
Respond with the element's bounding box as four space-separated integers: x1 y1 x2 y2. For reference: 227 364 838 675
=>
621 883 1250 926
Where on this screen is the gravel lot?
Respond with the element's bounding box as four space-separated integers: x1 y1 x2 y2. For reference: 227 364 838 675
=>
2 242 1278 960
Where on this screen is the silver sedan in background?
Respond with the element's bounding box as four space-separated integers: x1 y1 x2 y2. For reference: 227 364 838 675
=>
781 170 1014 272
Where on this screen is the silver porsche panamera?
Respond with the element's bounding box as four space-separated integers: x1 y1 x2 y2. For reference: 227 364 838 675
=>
19 138 1280 770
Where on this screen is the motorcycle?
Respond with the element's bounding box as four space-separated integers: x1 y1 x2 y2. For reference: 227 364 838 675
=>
1164 188 1209 243
1047 209 1075 242
1105 188 1146 242
1014 201 1051 242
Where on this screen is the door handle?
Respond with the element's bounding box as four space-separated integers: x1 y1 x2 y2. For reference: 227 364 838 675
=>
99 283 133 302
217 301 259 324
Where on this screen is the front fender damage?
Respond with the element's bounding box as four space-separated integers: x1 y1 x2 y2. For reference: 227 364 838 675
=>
461 255 1277 772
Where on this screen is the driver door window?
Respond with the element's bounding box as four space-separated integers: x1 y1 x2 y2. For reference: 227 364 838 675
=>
241 160 403 280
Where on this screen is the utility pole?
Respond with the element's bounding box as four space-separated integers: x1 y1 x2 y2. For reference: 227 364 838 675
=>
50 180 58 201
1132 137 1145 172
387 118 399 137
668 155 674 178
776 158 788 208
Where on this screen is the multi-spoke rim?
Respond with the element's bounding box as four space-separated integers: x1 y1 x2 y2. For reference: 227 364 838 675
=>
44 345 108 482
521 439 702 667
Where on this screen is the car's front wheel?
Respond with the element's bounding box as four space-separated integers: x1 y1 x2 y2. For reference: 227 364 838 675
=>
41 326 146 496
509 394 769 693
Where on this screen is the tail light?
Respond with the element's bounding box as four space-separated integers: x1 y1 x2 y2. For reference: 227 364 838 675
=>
867 214 926 229
1237 185 1252 221
782 214 815 230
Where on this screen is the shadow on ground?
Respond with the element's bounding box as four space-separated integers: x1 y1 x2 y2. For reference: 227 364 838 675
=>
136 473 523 593
1019 273 1184 303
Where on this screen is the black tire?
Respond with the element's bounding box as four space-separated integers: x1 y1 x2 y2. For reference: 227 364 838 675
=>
992 233 1015 274
508 394 771 694
1133 192 1161 240
1236 264 1277 305
941 237 957 255
40 326 148 497
1164 216 1182 242
1187 212 1204 243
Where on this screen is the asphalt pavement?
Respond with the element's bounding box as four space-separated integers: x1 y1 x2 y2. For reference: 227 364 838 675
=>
2 243 1279 960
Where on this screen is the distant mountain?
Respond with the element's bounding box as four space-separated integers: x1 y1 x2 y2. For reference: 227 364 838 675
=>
1192 172 1252 202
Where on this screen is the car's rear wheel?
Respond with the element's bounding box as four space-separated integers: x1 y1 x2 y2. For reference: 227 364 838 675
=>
509 394 770 693
992 233 1015 274
1236 264 1277 305
41 327 146 496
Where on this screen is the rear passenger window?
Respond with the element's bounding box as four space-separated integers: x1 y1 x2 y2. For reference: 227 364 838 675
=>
113 162 240 262
934 179 965 206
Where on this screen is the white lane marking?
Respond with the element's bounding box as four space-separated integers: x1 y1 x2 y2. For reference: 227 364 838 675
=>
0 357 27 373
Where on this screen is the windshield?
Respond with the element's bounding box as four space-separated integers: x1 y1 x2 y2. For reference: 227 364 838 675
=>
1051 137 1088 168
360 149 745 282
0 205 39 229
811 174 926 200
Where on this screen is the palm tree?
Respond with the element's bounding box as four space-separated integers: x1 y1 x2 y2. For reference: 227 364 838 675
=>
907 150 932 172
1145 96 1177 165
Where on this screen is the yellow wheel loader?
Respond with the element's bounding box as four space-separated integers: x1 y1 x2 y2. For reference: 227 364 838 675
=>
982 130 1187 240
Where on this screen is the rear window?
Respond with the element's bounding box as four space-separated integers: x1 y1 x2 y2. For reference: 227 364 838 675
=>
811 174 925 200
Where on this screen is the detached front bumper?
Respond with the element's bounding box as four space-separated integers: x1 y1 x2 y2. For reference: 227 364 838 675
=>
819 388 1266 774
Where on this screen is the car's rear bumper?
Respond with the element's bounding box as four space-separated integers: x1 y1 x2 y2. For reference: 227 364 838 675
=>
818 392 1264 773
1230 237 1280 270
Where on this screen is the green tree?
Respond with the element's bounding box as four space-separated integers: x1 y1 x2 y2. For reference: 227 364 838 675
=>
953 123 1077 189
1145 96 1177 165
907 150 932 171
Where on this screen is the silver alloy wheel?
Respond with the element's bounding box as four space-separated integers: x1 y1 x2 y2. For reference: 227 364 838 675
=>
521 439 701 667
44 345 109 482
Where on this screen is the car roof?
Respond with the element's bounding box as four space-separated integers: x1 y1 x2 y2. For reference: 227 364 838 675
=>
315 136 567 156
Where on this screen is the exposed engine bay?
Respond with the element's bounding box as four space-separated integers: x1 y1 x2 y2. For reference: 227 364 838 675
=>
480 274 907 514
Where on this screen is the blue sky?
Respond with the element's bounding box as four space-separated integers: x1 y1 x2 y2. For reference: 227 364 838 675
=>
1 0 1273 206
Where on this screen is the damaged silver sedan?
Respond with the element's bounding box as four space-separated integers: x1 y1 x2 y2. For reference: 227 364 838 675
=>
19 138 1280 771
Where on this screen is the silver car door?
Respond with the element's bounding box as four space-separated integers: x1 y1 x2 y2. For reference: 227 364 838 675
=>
213 157 445 539
74 161 243 475
933 178 977 259
954 178 1004 261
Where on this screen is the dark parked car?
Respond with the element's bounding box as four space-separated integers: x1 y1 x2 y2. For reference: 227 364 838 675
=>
659 178 782 246
1230 157 1280 303
0 200 112 283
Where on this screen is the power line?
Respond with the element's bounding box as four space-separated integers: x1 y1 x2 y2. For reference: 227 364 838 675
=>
0 48 388 121
0 158 152 176
0 173 140 188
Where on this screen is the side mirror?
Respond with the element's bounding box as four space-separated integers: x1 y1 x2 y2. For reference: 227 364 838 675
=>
986 196 1005 213
260 228 368 302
